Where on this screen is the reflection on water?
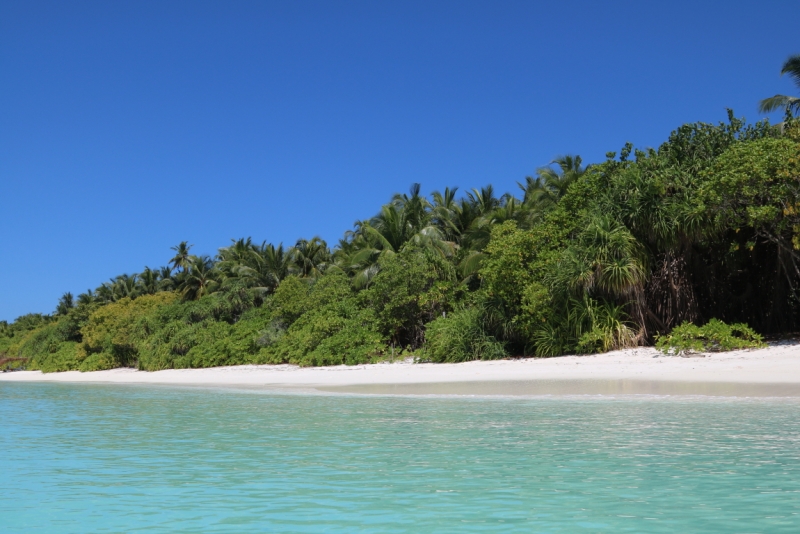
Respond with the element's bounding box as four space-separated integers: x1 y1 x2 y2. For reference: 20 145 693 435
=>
2 382 800 532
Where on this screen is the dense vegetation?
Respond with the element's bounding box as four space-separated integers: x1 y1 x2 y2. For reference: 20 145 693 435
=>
3 57 800 371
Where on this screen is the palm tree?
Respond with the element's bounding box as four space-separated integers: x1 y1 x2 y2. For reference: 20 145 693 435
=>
169 241 193 272
391 183 430 231
136 267 161 295
55 292 74 315
76 290 96 307
759 54 800 116
519 155 587 211
258 242 292 289
291 237 330 278
97 274 139 302
430 187 462 241
466 185 502 216
215 238 294 293
337 185 455 287
178 255 219 300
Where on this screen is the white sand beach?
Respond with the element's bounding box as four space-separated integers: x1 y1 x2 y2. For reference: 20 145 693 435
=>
3 342 800 396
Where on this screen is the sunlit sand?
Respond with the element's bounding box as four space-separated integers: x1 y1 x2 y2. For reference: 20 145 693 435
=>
3 342 799 397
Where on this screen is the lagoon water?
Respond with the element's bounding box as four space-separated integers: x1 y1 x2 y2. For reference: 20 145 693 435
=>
2 383 800 532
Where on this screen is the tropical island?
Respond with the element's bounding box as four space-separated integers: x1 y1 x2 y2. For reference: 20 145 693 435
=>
2 56 800 378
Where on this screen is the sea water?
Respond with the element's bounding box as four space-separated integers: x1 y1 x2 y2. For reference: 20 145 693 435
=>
1 383 799 532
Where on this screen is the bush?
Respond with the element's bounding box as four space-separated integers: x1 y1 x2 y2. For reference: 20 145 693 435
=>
422 307 507 363
12 317 83 372
133 300 271 371
655 319 765 355
262 299 385 366
29 341 82 373
80 293 179 368
359 250 457 349
531 296 638 357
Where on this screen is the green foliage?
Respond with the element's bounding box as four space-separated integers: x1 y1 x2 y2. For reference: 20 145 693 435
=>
422 307 506 363
359 250 458 348
700 138 800 243
28 341 82 373
8 107 800 370
0 313 52 340
531 296 638 357
655 319 765 355
80 293 179 369
263 301 384 366
262 273 386 366
14 320 81 373
132 289 267 370
479 219 568 350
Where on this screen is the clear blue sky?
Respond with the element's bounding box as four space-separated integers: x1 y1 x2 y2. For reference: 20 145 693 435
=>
1 0 797 321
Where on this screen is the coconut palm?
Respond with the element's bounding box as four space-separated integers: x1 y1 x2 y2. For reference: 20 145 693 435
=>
215 239 294 293
169 241 193 272
338 185 456 287
76 290 96 307
759 54 800 115
136 267 161 295
466 185 502 216
519 155 587 211
98 274 139 302
55 292 74 315
178 256 219 300
258 242 292 289
216 238 259 282
291 237 331 278
430 187 460 241
391 183 430 231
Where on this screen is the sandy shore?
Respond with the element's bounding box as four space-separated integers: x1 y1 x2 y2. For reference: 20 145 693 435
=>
2 343 800 396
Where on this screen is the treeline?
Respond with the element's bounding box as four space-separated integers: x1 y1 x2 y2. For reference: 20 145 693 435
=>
2 112 800 371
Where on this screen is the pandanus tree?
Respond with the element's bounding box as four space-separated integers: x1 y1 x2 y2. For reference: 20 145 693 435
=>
532 215 647 354
759 54 800 116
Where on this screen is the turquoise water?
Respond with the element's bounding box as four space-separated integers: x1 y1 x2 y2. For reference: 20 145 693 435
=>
2 383 800 532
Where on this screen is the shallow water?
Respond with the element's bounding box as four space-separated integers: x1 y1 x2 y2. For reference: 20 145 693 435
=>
2 383 799 532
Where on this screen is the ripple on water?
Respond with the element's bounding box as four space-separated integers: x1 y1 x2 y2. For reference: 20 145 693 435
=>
1 383 800 532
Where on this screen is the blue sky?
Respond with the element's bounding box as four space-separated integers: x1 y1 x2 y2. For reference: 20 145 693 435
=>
0 0 797 321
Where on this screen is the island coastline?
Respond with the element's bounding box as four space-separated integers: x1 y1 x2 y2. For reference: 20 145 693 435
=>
3 343 799 397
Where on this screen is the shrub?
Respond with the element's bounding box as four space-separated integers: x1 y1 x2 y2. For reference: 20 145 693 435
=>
531 296 638 357
13 317 83 372
263 299 385 366
28 341 81 373
655 319 765 355
80 292 179 368
422 307 507 363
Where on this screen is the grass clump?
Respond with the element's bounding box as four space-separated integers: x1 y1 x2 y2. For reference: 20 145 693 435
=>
655 319 765 355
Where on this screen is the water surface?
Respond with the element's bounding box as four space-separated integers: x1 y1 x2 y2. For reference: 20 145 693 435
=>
2 383 799 532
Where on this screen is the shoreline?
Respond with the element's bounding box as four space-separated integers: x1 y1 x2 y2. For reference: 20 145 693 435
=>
2 343 800 397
